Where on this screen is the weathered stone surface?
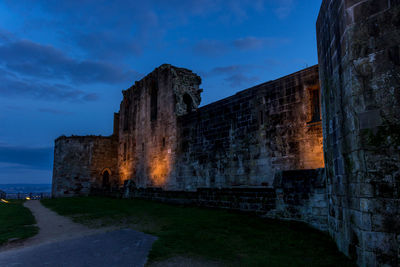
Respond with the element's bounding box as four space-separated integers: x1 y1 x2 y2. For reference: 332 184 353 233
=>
317 0 400 265
122 169 327 231
53 63 324 195
52 135 118 197
118 64 202 189
175 66 324 190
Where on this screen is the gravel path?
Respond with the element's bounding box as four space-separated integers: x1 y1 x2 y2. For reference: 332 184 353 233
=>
0 200 157 266
1 200 105 251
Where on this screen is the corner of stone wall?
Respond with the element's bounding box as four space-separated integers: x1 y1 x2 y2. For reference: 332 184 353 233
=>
267 169 328 232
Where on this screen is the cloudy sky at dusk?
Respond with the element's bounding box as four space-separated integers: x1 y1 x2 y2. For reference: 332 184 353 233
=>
0 0 322 184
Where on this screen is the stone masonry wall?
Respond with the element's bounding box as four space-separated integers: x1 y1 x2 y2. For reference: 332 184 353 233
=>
52 136 118 197
317 1 400 265
175 65 324 190
123 169 327 231
271 169 328 231
118 64 202 189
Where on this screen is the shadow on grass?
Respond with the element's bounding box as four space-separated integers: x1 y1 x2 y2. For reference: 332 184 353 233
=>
42 197 355 266
0 200 38 245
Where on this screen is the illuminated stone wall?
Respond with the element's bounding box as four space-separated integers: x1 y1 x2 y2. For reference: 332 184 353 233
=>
118 64 202 189
175 65 324 190
52 135 118 197
52 64 324 195
317 0 400 265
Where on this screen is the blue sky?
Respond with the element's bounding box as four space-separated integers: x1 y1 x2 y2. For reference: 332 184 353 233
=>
0 0 322 184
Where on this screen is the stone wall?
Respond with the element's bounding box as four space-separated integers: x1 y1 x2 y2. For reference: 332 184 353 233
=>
124 169 327 231
52 135 118 197
118 64 202 188
271 169 327 231
175 65 324 190
317 1 400 265
52 64 324 196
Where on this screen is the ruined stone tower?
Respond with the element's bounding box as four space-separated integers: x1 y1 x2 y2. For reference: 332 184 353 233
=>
118 64 202 189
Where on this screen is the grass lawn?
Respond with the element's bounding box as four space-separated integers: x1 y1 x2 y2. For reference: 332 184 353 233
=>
0 200 38 245
42 197 354 266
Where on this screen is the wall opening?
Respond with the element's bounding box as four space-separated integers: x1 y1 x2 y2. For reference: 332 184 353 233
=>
183 93 193 113
102 170 110 189
308 89 321 123
259 110 264 125
150 84 158 121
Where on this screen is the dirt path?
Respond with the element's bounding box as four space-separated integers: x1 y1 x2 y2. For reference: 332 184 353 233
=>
0 200 113 251
0 200 157 267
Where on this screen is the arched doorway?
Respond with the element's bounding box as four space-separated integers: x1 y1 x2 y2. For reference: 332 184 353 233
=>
102 170 110 189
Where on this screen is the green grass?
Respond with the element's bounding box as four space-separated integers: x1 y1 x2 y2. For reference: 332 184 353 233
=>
0 200 38 245
42 197 355 266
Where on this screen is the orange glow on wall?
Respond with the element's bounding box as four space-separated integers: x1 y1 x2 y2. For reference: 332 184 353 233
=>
149 153 171 187
119 163 133 185
299 132 325 169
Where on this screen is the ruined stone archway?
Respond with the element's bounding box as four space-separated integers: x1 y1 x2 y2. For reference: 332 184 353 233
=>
101 168 112 188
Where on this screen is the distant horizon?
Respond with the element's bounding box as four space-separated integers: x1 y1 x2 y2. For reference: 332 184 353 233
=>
0 183 51 185
0 184 52 194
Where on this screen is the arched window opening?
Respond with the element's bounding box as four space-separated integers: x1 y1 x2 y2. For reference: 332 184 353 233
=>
183 93 193 113
102 170 110 188
308 89 321 123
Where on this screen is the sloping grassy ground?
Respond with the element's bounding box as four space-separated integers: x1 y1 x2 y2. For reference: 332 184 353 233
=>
0 200 38 245
42 197 354 266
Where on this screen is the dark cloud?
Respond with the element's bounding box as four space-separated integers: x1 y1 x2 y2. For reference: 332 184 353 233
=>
0 29 14 43
0 40 140 84
82 93 99 102
0 145 53 170
76 32 142 59
193 39 229 56
211 65 243 75
225 73 259 88
233 37 290 50
3 1 294 62
38 108 73 115
194 36 290 56
209 64 256 76
0 163 52 184
0 69 99 102
207 64 260 88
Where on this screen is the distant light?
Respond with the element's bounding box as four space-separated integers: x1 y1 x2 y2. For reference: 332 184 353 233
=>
1 199 9 203
25 197 31 200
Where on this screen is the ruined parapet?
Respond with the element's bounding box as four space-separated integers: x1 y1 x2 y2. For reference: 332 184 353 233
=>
171 66 202 116
52 135 118 197
317 1 400 265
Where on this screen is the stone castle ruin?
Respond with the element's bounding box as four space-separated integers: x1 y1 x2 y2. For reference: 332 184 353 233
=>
53 64 324 193
52 1 400 266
